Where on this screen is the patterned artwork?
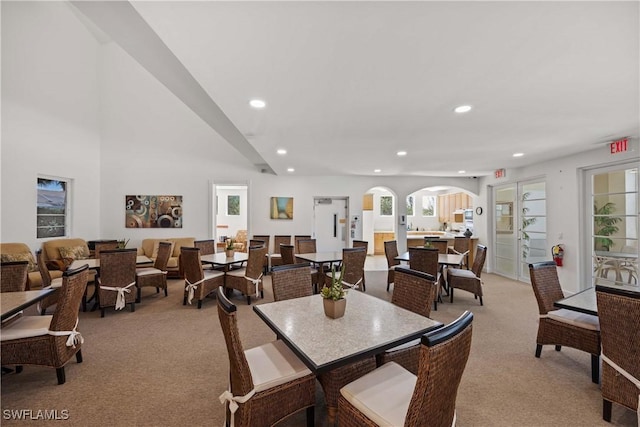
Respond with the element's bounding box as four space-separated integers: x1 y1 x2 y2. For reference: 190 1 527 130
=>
270 197 293 219
126 195 183 228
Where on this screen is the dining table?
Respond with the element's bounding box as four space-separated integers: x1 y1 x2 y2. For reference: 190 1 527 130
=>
69 255 153 270
395 251 464 295
554 283 640 316
294 251 343 289
1 288 55 322
253 290 442 374
200 252 249 270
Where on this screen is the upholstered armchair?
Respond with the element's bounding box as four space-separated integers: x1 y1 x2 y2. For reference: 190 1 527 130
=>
233 230 248 252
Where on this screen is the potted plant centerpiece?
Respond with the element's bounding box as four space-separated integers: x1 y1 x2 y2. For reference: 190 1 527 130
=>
321 265 347 319
225 238 235 257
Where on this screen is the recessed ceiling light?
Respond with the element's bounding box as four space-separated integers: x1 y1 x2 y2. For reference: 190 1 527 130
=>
277 149 287 155
249 99 266 109
513 152 524 157
397 151 407 156
374 169 381 173
454 105 472 113
287 168 295 173
458 170 466 174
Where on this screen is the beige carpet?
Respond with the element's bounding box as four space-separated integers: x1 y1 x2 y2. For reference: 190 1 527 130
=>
1 266 636 426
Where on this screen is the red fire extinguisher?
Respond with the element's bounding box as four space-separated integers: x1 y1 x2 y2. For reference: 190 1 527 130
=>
552 244 564 267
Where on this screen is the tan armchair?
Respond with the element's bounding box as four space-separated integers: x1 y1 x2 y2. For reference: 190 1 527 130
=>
233 229 248 252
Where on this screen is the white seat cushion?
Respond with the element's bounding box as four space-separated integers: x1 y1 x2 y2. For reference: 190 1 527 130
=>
245 339 311 393
50 277 63 289
547 309 600 331
204 270 225 280
1 315 52 341
448 269 477 279
136 267 163 277
224 268 247 278
385 338 420 353
340 362 416 427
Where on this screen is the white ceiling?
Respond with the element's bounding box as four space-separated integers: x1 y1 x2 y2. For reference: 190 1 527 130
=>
75 1 639 177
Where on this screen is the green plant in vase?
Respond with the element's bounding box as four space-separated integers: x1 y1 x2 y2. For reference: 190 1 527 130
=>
594 202 621 251
321 265 346 318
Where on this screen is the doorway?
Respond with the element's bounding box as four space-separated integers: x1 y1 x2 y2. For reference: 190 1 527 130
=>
313 197 348 252
213 184 248 250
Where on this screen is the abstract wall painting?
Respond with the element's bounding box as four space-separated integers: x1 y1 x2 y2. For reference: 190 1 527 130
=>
126 195 183 228
270 197 293 220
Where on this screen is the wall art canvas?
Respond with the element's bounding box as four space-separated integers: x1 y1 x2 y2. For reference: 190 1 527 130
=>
126 195 183 228
270 197 293 220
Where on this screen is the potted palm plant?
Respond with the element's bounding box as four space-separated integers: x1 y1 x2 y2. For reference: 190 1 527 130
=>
594 202 622 251
321 265 346 319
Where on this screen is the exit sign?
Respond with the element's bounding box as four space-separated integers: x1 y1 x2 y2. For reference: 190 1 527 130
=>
610 138 628 154
495 168 506 179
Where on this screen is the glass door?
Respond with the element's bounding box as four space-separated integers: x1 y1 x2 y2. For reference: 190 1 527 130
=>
587 163 639 287
494 184 517 278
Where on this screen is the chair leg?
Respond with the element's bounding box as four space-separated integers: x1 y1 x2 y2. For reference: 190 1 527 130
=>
56 367 66 385
479 295 483 306
555 345 562 351
183 296 187 305
591 354 599 384
535 344 542 358
156 287 159 294
101 308 105 318
76 350 83 363
450 288 454 303
246 295 251 305
164 287 168 297
15 365 23 374
603 399 612 422
306 406 314 427
130 302 135 312
136 288 142 304
386 282 390 292
197 300 203 309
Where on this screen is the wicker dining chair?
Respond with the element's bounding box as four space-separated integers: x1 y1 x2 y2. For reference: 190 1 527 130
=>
294 235 311 254
279 244 296 266
297 238 317 255
135 241 172 303
448 244 487 305
384 240 401 292
225 246 268 305
252 235 270 274
325 247 367 291
0 265 89 385
269 235 291 268
408 247 440 309
529 261 601 384
338 311 473 427
35 250 63 315
181 247 225 309
425 238 448 254
376 267 437 374
271 263 314 302
96 249 137 318
216 287 315 427
194 239 216 255
448 236 471 269
94 240 118 259
0 260 29 293
596 285 640 421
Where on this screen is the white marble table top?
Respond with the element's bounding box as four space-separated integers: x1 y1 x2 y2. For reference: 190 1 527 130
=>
1 289 55 321
200 252 249 265
70 255 153 270
294 251 343 264
395 252 463 266
254 291 442 373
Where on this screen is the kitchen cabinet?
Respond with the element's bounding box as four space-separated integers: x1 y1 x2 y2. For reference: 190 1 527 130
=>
374 232 395 255
437 193 472 223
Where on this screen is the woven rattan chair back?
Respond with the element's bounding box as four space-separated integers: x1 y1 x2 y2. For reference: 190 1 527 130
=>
294 235 311 254
425 238 448 254
271 264 313 301
216 287 254 397
1 260 29 292
246 246 268 280
529 261 564 314
470 244 487 278
280 244 296 265
297 239 317 255
451 237 471 268
404 311 474 427
51 265 89 333
392 267 436 318
36 249 53 287
273 235 291 254
384 240 400 268
194 239 216 256
352 240 368 251
94 241 118 259
153 241 172 271
249 239 267 249
341 247 367 289
252 235 270 251
181 247 205 285
409 247 439 278
97 249 137 313
595 286 640 420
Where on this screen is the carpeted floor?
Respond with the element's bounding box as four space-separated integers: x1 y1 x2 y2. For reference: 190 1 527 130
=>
1 263 636 426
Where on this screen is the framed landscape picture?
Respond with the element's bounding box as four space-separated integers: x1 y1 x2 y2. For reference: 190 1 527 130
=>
270 197 293 219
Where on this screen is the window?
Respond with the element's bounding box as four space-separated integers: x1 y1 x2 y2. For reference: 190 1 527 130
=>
227 195 240 216
37 177 69 238
407 196 414 216
380 196 393 216
422 196 436 216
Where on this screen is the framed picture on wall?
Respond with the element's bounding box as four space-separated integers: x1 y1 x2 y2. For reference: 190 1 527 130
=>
270 197 293 219
126 195 183 228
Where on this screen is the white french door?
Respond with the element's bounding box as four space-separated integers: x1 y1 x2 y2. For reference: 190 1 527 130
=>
493 179 547 281
313 197 348 252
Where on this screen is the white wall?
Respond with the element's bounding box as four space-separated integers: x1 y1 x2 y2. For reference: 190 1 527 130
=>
1 2 102 252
